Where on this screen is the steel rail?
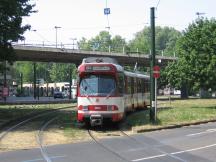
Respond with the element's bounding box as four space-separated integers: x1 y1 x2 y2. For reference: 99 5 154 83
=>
119 127 187 162
87 129 130 162
0 106 75 141
37 117 59 162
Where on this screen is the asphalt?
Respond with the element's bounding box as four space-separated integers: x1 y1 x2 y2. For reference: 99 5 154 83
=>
1 122 216 162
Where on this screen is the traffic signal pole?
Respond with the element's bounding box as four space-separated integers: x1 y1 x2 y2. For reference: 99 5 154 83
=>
150 7 156 122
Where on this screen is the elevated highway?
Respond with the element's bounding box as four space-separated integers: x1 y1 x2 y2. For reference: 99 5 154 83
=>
13 45 177 66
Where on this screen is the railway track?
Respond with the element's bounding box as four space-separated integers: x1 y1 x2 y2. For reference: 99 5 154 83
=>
0 105 75 135
87 128 130 162
37 117 59 162
0 106 74 160
87 122 185 162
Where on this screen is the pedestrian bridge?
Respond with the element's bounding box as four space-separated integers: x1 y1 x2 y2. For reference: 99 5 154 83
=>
13 45 177 66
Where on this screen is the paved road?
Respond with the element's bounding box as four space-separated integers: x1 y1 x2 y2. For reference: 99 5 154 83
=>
1 122 216 162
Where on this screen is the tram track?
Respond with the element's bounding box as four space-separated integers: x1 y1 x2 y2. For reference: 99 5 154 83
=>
0 106 75 152
87 128 130 162
0 105 75 137
37 117 59 162
87 122 187 162
118 127 187 162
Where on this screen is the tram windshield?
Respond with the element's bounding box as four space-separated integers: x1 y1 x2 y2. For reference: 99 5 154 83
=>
80 74 116 96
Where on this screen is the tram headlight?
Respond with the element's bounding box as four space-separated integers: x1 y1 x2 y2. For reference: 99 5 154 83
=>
107 105 118 111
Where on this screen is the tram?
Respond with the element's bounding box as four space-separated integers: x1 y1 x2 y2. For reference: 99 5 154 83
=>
77 57 150 126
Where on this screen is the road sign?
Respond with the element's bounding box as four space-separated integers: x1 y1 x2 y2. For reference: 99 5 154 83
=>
153 65 160 78
104 8 110 15
36 78 44 85
2 87 9 97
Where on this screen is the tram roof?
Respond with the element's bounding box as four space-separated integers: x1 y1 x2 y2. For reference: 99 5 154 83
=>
82 57 118 64
124 71 150 79
80 57 149 79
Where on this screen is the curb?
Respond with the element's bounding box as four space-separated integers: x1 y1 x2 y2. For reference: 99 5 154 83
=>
133 119 216 133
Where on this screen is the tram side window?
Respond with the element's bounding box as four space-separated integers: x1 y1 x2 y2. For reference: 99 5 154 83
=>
147 80 150 92
144 79 150 92
131 77 134 94
127 77 131 94
118 73 124 94
141 79 145 93
138 79 141 93
137 78 141 93
125 77 128 94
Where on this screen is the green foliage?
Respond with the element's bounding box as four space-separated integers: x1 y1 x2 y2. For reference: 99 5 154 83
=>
15 61 34 83
49 63 77 82
128 26 181 55
164 18 216 93
0 0 36 63
14 62 77 83
78 31 127 53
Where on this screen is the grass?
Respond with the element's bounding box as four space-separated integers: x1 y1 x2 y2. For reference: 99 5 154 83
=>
3 98 216 142
55 109 89 141
0 103 75 125
126 99 216 131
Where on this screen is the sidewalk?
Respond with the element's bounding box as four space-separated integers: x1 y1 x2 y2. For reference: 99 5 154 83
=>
0 96 74 104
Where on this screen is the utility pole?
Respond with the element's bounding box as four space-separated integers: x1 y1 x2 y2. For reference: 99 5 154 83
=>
54 26 61 48
150 7 156 122
69 67 72 100
33 62 36 99
3 60 7 102
20 73 23 96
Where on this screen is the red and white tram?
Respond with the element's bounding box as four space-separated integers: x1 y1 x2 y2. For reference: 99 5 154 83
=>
77 57 150 126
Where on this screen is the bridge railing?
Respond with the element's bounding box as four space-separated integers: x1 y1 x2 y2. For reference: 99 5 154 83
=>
12 42 177 58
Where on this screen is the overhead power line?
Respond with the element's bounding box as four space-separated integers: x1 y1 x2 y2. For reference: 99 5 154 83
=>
156 0 161 9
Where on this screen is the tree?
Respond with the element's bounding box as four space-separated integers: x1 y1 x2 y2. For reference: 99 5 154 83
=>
15 62 77 83
0 0 35 69
128 26 181 55
50 63 77 82
78 37 91 51
163 18 216 98
78 31 126 53
111 35 126 53
15 61 34 83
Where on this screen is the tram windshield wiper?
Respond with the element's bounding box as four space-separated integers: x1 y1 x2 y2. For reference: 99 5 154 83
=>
80 86 89 98
106 88 115 99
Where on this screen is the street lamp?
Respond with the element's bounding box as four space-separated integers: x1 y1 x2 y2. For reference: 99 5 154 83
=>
196 12 205 19
54 26 61 48
70 38 77 50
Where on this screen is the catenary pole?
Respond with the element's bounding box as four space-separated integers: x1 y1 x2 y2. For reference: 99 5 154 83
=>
33 62 36 99
150 7 156 122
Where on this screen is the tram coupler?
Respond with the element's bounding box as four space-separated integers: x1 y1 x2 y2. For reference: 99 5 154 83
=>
90 115 103 126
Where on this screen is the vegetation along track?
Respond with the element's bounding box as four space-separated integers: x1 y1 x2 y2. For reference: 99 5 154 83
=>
0 105 75 133
0 106 75 151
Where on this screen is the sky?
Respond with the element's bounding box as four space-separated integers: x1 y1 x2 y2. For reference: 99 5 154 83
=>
22 0 216 47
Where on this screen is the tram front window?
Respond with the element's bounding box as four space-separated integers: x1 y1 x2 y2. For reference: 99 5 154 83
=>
80 75 116 96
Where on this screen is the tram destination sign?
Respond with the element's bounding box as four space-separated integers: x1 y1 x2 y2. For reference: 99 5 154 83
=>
85 65 111 71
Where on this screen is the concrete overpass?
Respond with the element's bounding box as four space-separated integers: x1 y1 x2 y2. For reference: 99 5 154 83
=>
13 45 177 66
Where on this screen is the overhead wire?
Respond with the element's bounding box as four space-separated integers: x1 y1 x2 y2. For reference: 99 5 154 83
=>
156 0 161 10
